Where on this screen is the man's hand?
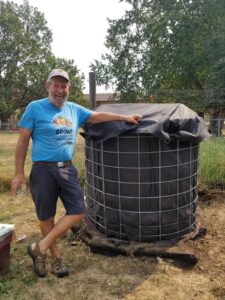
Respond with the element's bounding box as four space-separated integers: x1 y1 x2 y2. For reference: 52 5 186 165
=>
11 174 26 195
124 114 142 124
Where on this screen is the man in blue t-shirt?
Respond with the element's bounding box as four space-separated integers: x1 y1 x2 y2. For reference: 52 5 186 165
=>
11 69 142 278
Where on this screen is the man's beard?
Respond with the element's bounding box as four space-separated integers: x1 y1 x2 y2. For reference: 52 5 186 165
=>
49 94 68 107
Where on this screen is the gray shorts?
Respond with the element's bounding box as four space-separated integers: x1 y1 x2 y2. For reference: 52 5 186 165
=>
29 164 85 221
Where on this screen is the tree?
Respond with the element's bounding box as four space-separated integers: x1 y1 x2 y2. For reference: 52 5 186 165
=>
0 0 85 120
0 0 52 113
91 0 225 106
207 58 225 135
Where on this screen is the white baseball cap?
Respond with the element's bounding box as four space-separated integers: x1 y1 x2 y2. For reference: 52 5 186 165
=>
48 69 70 81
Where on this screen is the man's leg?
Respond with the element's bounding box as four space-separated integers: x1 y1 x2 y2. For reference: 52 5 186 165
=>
39 217 61 258
38 165 86 254
39 214 84 254
28 213 84 277
28 164 86 277
29 164 59 257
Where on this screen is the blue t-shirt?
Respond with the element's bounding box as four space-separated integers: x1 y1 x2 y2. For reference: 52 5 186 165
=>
19 98 92 162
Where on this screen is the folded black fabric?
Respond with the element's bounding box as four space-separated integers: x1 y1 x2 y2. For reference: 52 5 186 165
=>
83 103 210 143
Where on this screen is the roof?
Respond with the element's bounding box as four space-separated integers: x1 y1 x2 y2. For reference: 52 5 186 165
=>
84 93 119 102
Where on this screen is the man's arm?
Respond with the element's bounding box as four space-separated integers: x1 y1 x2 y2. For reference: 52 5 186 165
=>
11 128 32 194
87 112 142 124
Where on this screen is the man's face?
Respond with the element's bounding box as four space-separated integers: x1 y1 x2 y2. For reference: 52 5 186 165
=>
46 76 70 107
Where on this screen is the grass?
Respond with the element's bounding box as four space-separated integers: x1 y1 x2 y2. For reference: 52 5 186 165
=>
199 137 225 188
0 192 156 300
0 131 224 190
0 190 225 299
0 132 225 299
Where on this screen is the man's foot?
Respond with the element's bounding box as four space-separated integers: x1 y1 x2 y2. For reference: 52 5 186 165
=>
27 243 47 278
51 257 69 278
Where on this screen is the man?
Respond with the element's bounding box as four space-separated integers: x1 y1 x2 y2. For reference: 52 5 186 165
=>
11 69 141 278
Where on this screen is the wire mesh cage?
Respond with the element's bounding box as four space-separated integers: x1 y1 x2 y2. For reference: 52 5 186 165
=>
85 134 199 242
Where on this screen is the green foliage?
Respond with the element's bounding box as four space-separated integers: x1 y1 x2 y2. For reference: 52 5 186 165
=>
0 280 11 294
205 58 225 108
0 0 53 106
0 0 85 113
69 94 88 108
91 0 225 107
0 100 14 119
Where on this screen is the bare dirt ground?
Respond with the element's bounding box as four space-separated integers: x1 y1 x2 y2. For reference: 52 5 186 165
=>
0 189 225 300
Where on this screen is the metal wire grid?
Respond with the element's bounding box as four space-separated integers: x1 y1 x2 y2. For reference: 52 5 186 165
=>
85 135 199 242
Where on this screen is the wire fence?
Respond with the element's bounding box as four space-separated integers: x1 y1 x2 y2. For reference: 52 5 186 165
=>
0 118 224 190
85 135 199 242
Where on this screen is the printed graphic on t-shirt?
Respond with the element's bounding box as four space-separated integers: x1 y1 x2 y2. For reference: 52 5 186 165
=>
52 116 74 145
52 116 73 127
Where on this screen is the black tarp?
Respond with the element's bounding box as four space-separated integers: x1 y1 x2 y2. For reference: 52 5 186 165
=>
83 104 210 242
83 103 210 143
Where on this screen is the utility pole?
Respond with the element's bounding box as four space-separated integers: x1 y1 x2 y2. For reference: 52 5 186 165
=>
89 72 96 110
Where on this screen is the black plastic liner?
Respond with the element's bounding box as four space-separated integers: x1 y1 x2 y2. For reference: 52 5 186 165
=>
83 103 210 143
83 104 210 242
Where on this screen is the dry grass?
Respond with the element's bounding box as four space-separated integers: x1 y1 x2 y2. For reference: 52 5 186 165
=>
0 190 225 299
